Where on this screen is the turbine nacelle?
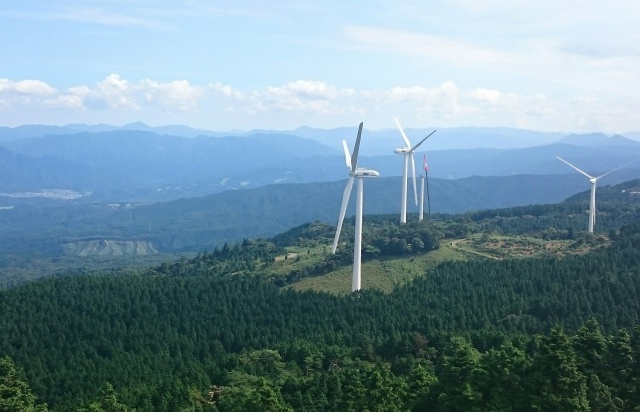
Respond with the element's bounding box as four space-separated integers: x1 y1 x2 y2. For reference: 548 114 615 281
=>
351 168 380 178
394 147 411 155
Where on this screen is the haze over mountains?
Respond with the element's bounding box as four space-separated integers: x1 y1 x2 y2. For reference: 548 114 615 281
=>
0 122 639 256
1 122 639 202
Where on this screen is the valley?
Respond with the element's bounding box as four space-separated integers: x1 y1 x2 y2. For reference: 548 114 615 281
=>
1 124 640 411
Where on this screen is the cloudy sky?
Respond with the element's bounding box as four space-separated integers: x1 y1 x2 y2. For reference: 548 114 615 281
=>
1 0 639 132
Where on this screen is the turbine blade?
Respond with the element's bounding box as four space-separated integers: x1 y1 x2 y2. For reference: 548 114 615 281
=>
332 177 354 253
555 156 593 179
595 159 637 180
409 130 437 153
394 117 411 147
342 140 352 169
411 154 418 205
350 122 363 172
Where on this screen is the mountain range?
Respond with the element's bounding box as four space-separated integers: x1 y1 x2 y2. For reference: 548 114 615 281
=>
1 124 639 204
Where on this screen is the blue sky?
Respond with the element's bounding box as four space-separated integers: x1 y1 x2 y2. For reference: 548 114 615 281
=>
1 1 639 132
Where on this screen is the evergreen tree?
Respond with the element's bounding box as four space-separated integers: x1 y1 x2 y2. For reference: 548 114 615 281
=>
0 356 49 412
434 336 484 411
528 327 589 411
84 383 135 412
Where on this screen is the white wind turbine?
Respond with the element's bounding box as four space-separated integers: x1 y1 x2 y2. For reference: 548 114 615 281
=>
394 117 436 223
556 156 636 233
332 122 379 292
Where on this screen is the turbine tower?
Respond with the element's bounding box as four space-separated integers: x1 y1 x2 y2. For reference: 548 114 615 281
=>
419 175 425 221
332 122 379 292
419 154 431 221
394 117 436 223
556 156 636 233
425 154 432 218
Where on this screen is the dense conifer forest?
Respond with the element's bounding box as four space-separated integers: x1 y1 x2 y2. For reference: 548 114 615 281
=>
2 191 640 411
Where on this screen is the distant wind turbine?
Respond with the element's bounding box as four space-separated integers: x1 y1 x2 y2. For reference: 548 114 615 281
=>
394 117 436 223
555 156 636 233
332 122 379 292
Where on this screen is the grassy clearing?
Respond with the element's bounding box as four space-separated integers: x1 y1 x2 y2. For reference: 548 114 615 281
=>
288 242 468 295
268 233 607 295
263 245 330 275
449 233 606 260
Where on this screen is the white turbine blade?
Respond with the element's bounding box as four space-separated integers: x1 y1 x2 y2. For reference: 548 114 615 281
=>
342 140 352 169
411 154 418 206
350 122 363 172
555 156 593 179
394 117 411 147
332 177 354 253
595 159 637 180
409 130 437 153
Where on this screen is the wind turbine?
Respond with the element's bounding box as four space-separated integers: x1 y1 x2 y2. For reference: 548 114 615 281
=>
332 122 379 292
394 117 436 223
555 156 636 233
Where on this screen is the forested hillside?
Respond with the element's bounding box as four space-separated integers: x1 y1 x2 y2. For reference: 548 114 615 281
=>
2 176 639 261
1 199 640 410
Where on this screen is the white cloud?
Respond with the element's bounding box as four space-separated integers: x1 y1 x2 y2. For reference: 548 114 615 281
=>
0 79 57 95
361 82 476 118
42 95 85 110
139 79 204 111
210 82 245 99
0 75 207 113
469 88 549 111
1 75 639 133
84 74 139 110
243 80 358 115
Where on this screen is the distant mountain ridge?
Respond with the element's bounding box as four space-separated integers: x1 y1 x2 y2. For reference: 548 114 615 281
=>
4 122 639 152
1 123 639 205
557 133 640 147
0 146 103 191
0 130 340 201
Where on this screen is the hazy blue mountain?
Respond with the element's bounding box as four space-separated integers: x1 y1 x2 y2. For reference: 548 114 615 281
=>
118 121 219 138
0 123 567 153
247 125 567 154
557 133 640 147
0 146 115 192
1 133 639 205
415 142 640 179
1 124 639 205
1 130 337 191
64 121 231 137
0 125 77 143
4 122 640 152
230 143 640 184
564 178 640 203
0 122 219 142
625 131 640 141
